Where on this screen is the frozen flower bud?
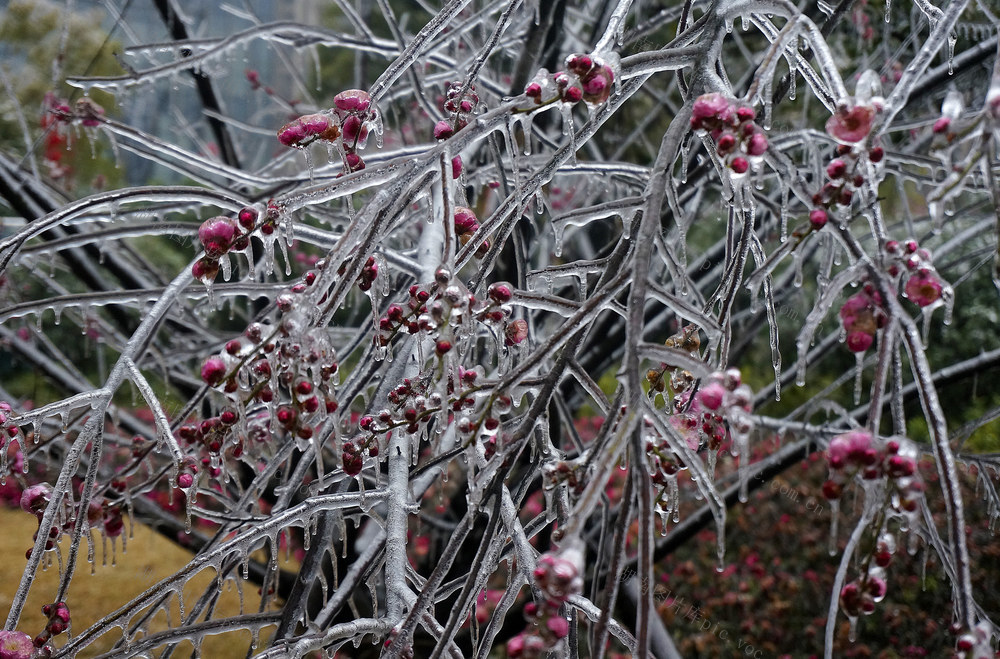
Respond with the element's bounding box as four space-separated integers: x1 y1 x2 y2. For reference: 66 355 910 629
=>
809 209 828 229
341 115 368 146
333 89 371 114
20 484 52 517
745 131 768 156
904 272 943 307
826 103 875 144
735 106 756 123
846 330 874 352
277 120 308 147
452 155 463 178
200 357 227 386
525 82 542 99
581 63 614 105
433 120 454 140
238 207 258 230
198 217 238 256
454 207 479 234
565 54 593 75
826 159 848 179
488 282 514 304
691 93 731 130
344 151 365 172
716 133 737 153
562 86 583 104
547 616 570 639
729 156 749 174
505 319 528 346
696 382 727 411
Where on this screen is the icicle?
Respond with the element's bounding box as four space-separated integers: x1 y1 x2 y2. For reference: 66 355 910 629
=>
828 499 840 555
947 33 956 74
848 615 858 642
854 352 865 405
885 0 891 22
559 103 577 163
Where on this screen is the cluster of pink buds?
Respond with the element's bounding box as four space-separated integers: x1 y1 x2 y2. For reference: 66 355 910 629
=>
193 269 339 474
20 483 123 558
0 630 35 659
508 549 583 657
344 255 379 292
43 95 105 128
20 484 59 554
433 82 480 140
277 89 377 173
667 368 753 454
807 141 884 230
34 602 71 648
454 206 491 258
524 54 615 108
883 239 947 308
689 93 768 176
822 432 924 514
192 202 279 283
838 284 886 353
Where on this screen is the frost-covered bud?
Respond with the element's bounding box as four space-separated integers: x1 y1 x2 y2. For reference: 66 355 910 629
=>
177 472 194 488
344 151 365 172
691 93 731 131
433 120 454 140
20 484 51 517
846 330 873 353
826 159 848 179
237 207 258 231
454 207 479 234
809 209 828 230
0 630 35 659
547 616 570 639
103 508 124 537
565 54 593 75
341 115 368 146
696 382 727 411
716 133 737 154
735 106 755 123
932 117 951 134
525 82 542 99
452 156 463 178
198 217 238 256
191 257 219 282
826 103 875 144
488 282 513 304
729 156 749 174
533 552 583 601
562 86 583 104
581 63 614 105
200 357 227 386
333 89 371 114
904 272 943 307
298 113 331 136
505 319 528 346
277 120 308 147
745 132 768 156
